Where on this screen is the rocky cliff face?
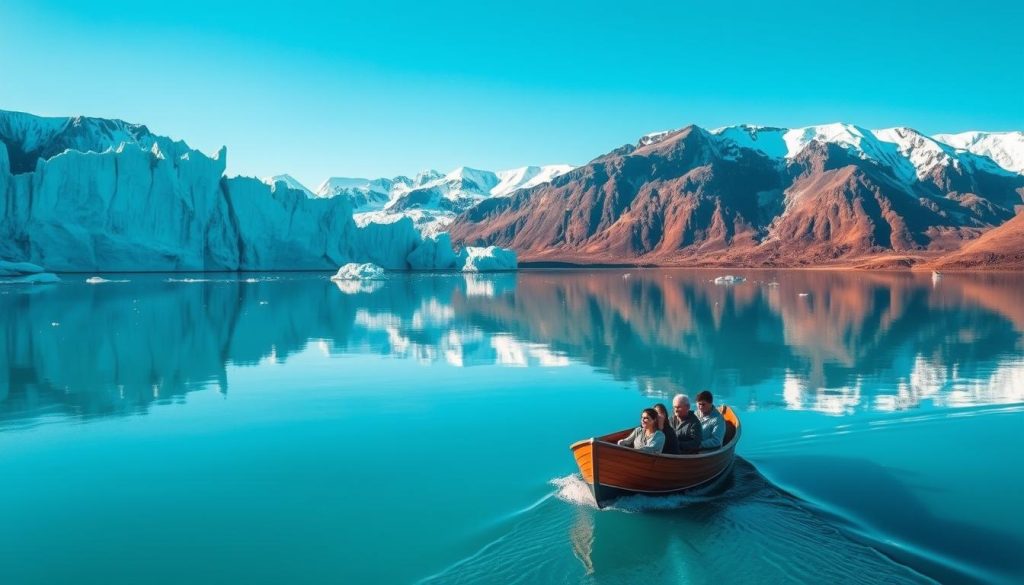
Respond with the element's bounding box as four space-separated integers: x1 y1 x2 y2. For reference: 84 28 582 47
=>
449 125 1024 267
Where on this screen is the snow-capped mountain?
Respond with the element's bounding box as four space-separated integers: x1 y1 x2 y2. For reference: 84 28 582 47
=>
451 123 1024 268
315 164 574 233
5 107 1022 270
708 123 1024 181
261 174 314 197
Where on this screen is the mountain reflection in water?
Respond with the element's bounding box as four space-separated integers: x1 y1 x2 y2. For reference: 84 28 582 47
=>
2 269 1022 426
2 269 1024 585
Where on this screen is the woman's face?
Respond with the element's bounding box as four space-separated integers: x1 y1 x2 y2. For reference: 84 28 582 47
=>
641 412 655 430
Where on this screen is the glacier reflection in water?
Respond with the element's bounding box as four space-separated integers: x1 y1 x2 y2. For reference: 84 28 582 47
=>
2 269 1023 426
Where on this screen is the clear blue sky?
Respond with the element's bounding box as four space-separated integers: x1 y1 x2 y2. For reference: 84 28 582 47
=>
2 1 1022 188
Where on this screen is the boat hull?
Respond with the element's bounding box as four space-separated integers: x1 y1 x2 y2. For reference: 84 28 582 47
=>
570 405 741 507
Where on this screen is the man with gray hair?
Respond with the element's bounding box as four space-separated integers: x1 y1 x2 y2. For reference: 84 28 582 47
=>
669 394 703 454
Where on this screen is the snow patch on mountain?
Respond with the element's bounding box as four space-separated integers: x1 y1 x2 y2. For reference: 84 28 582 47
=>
931 131 1024 174
709 123 1024 183
261 174 314 197
638 130 673 147
493 165 574 196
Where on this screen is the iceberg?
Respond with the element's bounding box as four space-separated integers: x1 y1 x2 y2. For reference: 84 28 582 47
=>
0 259 60 284
332 263 386 281
713 275 746 285
85 276 129 284
457 246 518 272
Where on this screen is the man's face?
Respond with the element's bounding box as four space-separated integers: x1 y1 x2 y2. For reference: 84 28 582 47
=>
673 399 688 417
697 400 712 416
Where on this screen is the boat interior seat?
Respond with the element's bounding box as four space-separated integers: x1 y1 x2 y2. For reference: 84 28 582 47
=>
723 421 737 446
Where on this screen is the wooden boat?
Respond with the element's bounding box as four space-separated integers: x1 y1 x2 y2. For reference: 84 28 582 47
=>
569 405 741 508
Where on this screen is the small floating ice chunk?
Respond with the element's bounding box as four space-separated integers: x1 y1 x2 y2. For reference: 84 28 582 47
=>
458 246 518 272
713 275 746 285
332 262 386 281
242 276 279 283
798 293 809 297
86 276 129 284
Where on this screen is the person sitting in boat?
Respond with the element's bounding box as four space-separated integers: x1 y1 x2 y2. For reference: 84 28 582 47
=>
695 390 725 450
669 394 703 454
652 403 679 454
617 408 665 453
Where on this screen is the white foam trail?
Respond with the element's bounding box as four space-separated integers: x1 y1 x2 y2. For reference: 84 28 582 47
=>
164 278 212 283
551 474 716 513
550 475 598 508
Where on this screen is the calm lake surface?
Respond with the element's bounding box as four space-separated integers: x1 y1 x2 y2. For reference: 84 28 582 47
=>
1 269 1022 585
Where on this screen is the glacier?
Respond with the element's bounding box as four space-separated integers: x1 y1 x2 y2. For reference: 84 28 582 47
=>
0 109 517 273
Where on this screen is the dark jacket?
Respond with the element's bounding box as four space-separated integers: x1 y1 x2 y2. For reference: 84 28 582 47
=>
659 421 680 454
669 411 703 454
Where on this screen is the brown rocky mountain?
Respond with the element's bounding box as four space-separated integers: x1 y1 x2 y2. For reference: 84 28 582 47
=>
449 125 1024 268
927 211 1024 269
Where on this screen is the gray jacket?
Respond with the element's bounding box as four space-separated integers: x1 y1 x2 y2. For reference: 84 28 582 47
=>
617 428 665 453
697 408 725 449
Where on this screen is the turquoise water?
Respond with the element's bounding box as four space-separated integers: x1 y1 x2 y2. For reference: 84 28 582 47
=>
1 269 1022 584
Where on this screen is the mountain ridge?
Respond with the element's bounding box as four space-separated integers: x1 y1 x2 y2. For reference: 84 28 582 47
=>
449 123 1024 269
2 108 1022 270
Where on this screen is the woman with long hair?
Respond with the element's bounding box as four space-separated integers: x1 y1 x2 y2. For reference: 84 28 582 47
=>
652 402 679 454
616 407 665 453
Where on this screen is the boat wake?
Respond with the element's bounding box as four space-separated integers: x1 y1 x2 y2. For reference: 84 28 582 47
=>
420 459 937 585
